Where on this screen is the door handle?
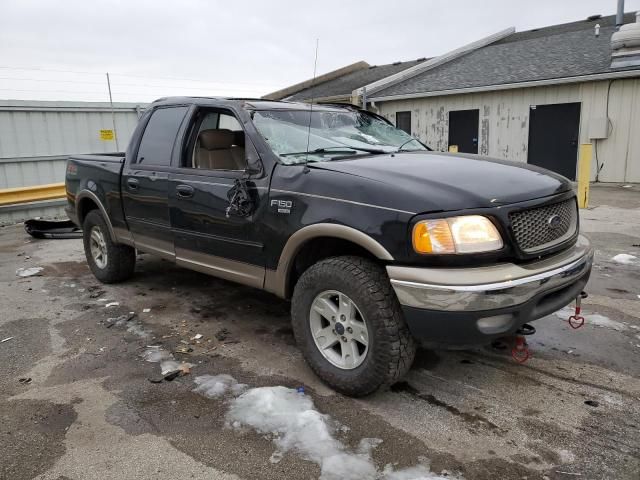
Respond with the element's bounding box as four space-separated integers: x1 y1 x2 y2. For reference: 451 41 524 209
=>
176 184 195 199
127 178 139 190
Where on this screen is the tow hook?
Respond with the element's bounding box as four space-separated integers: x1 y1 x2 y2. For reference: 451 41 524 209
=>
511 323 535 364
568 291 588 329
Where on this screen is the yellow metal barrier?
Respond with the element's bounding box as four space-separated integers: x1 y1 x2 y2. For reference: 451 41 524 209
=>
577 144 592 209
0 182 66 206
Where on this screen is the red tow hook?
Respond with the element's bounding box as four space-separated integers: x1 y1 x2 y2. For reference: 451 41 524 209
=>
568 291 588 329
511 323 535 363
511 336 530 363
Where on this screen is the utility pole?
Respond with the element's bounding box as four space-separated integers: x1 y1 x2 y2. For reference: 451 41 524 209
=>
106 72 120 151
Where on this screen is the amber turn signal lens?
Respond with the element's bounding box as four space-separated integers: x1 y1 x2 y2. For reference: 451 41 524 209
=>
412 219 455 254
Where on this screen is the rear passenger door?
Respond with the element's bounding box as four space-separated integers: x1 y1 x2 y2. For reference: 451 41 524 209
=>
122 106 188 259
168 108 269 288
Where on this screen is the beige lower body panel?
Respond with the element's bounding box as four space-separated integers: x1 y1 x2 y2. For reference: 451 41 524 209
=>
133 234 175 261
175 247 264 289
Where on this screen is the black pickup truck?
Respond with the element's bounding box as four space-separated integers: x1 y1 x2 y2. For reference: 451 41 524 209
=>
66 97 593 396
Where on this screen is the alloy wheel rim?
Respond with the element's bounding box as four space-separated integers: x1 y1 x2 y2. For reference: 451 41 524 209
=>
309 290 369 370
89 226 108 269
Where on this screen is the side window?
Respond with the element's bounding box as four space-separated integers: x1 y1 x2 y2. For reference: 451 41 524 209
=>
136 106 188 166
396 111 411 135
189 110 247 171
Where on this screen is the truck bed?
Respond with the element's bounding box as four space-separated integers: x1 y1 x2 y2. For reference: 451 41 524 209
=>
65 153 126 231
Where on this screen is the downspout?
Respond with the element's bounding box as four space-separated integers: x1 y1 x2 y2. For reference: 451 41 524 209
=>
361 86 367 110
616 0 625 29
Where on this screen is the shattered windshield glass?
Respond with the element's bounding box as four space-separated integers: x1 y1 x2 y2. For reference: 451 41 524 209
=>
252 109 426 164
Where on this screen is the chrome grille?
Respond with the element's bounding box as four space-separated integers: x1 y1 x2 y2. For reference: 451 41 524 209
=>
509 198 577 253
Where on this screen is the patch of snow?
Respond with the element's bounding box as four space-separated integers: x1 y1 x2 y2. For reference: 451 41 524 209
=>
126 323 151 338
193 374 247 399
16 266 43 277
557 449 576 463
105 302 119 308
584 314 627 332
141 347 172 363
611 253 638 265
226 385 455 480
553 308 627 332
383 464 450 480
269 451 283 464
143 308 151 313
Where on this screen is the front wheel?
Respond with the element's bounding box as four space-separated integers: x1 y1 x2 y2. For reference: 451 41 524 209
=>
82 210 135 283
291 256 416 396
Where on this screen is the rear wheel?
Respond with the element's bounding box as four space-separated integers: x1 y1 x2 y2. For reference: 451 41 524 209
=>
291 256 416 396
82 210 135 283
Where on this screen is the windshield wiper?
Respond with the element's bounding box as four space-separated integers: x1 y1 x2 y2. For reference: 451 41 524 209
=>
280 146 387 157
395 138 420 152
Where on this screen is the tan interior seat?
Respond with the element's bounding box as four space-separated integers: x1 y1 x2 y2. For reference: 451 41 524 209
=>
194 129 245 170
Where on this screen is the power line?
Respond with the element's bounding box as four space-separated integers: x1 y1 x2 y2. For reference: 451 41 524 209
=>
0 77 268 93
0 66 280 89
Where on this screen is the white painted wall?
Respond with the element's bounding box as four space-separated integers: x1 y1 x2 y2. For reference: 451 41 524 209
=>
376 79 640 183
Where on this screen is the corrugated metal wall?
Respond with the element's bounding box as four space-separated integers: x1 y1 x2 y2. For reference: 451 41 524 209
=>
377 79 640 183
0 100 144 224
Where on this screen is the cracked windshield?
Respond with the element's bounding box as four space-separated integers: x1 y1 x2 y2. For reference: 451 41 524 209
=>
252 109 426 164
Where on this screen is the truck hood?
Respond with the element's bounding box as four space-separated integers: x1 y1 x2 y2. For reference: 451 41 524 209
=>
308 151 572 213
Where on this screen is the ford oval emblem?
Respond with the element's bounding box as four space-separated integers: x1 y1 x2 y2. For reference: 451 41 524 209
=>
547 214 562 229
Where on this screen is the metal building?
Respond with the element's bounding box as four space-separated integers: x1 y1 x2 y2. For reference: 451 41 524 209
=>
0 100 144 224
267 12 640 184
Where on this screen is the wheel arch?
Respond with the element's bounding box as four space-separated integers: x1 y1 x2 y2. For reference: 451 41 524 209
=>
264 223 394 299
76 190 117 242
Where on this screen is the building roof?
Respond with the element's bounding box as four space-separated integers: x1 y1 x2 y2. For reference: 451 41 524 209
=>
371 13 640 99
285 58 429 101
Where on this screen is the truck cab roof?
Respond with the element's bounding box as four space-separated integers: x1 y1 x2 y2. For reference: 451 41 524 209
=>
149 96 360 112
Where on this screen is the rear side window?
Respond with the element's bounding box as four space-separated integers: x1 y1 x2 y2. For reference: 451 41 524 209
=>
136 106 188 166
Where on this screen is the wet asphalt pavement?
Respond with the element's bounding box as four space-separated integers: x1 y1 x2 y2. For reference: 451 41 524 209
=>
1 184 639 480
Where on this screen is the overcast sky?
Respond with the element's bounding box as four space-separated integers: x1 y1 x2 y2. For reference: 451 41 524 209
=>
1 0 639 103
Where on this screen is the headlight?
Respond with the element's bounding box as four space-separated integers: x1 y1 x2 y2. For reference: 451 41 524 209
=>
412 215 503 254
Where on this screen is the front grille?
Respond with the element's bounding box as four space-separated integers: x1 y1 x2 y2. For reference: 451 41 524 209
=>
509 198 577 253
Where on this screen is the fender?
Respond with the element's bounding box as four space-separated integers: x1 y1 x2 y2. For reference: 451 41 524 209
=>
264 223 394 298
76 190 118 242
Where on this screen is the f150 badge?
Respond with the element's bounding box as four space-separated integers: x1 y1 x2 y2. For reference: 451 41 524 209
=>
271 199 293 214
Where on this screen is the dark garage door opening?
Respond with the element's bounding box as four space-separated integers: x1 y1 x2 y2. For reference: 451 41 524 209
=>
527 103 581 181
448 109 479 154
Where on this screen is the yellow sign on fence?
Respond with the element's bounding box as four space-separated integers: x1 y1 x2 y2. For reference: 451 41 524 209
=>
100 129 115 141
448 145 458 153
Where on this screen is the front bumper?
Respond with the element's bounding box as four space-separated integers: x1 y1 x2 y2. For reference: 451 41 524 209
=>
387 235 593 347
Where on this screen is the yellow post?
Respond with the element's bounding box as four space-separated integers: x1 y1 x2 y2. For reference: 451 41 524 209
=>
577 144 592 209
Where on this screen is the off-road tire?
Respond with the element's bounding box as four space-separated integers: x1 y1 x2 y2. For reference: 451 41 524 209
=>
82 210 135 283
291 256 416 396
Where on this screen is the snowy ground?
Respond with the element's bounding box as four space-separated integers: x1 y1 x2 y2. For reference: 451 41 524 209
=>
1 183 639 479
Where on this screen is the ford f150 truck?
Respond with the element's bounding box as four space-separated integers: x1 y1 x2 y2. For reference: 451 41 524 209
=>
65 97 593 396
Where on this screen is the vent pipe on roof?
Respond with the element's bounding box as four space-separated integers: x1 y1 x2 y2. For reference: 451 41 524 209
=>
611 11 640 68
616 0 625 28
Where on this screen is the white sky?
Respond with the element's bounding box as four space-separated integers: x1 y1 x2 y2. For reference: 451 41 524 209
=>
1 0 639 103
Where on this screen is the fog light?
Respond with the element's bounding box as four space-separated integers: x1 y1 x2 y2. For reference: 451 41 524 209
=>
477 314 514 334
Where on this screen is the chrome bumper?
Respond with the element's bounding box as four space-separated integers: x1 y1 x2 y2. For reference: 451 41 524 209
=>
388 235 593 312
